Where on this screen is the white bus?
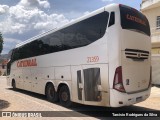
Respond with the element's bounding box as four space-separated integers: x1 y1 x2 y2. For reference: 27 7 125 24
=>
7 4 151 107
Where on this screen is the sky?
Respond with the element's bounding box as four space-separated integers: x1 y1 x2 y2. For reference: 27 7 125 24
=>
0 0 142 54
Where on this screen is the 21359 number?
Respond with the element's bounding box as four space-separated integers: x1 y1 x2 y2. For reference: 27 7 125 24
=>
87 56 99 63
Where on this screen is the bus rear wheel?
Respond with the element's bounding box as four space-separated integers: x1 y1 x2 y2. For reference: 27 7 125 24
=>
59 85 72 107
46 84 58 102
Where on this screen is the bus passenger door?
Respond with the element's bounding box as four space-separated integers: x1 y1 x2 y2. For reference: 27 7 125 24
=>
71 66 84 104
82 64 109 106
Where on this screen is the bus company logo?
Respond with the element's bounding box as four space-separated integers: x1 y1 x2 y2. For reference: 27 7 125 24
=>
126 14 146 26
17 58 37 67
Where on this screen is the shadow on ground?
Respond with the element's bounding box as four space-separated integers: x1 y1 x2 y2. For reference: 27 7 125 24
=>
7 88 46 100
0 99 10 110
154 85 160 88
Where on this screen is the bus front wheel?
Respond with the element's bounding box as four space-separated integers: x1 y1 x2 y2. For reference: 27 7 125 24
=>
59 85 72 107
46 84 58 102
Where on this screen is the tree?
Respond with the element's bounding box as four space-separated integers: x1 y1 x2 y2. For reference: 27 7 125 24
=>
0 32 3 54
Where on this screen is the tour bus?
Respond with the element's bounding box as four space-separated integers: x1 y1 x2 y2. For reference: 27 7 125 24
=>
7 4 151 107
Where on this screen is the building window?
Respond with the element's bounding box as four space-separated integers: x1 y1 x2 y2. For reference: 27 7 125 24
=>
157 16 160 29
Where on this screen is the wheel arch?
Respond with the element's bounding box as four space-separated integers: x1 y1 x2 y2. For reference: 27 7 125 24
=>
45 80 56 95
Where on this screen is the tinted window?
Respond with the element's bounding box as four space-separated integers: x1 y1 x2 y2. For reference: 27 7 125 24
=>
11 11 109 61
157 16 160 29
7 49 14 75
12 49 20 62
108 12 115 27
120 5 150 36
44 11 109 51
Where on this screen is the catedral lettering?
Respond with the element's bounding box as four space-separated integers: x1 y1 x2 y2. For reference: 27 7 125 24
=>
17 58 37 67
126 14 146 26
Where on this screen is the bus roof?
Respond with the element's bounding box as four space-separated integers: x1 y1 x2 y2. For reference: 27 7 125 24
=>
15 3 118 48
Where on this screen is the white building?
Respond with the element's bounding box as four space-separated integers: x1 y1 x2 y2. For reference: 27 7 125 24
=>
141 0 160 53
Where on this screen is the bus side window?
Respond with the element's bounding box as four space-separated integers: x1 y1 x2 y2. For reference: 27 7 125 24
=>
108 12 115 27
12 49 20 62
14 52 20 61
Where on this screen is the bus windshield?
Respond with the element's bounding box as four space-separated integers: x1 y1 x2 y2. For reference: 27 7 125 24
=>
120 4 150 36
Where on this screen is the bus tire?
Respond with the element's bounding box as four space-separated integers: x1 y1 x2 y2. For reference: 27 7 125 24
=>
46 84 58 102
12 80 16 90
59 85 72 107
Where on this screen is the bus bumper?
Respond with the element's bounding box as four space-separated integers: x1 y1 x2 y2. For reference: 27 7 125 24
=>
109 88 151 107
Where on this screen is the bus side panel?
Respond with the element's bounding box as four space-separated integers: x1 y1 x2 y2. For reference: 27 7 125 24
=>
30 67 56 95
30 67 44 94
22 68 32 91
55 66 72 81
107 11 121 106
54 66 72 98
16 68 23 89
105 6 121 91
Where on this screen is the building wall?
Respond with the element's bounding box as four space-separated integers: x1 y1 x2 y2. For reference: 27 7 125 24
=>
0 65 7 75
141 1 160 53
0 59 8 76
142 7 160 28
142 6 160 43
